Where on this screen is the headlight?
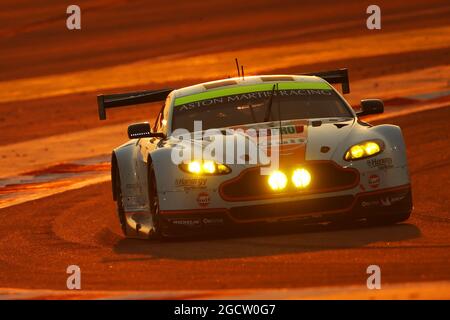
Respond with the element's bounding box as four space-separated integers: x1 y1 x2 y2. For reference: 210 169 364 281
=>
268 171 288 190
292 168 311 188
344 140 384 161
179 160 231 175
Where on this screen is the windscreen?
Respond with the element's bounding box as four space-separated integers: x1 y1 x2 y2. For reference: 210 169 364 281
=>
172 83 352 132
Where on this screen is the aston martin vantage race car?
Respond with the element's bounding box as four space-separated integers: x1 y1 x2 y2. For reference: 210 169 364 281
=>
97 69 412 239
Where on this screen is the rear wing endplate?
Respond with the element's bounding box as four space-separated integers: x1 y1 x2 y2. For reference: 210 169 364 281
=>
301 68 350 94
97 88 173 120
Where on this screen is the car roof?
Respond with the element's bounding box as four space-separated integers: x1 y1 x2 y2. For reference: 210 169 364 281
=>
172 75 327 99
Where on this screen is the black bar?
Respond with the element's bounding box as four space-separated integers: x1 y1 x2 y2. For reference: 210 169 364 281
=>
97 88 173 120
0 300 441 319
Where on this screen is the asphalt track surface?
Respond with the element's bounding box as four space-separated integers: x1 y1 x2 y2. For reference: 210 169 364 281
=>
0 0 449 295
0 107 449 291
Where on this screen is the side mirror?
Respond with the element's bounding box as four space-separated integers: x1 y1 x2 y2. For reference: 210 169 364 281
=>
357 99 384 116
128 122 166 139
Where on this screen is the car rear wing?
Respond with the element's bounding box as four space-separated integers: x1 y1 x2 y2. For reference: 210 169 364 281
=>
301 68 350 94
97 88 173 120
97 69 349 120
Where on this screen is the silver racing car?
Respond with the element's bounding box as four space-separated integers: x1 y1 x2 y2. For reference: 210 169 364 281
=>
97 69 412 239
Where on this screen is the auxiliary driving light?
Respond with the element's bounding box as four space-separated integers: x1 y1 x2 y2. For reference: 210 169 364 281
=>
179 160 231 175
202 161 216 174
187 161 202 174
292 168 311 188
268 171 288 191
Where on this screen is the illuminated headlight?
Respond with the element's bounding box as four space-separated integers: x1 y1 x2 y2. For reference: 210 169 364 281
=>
292 168 311 188
179 160 231 175
344 140 384 161
268 171 288 190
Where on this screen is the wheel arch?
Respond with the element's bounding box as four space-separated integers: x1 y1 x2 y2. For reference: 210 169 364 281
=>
371 124 407 156
111 141 142 207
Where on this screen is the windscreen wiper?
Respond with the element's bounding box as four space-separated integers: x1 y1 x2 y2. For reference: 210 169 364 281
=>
263 84 277 122
276 83 283 145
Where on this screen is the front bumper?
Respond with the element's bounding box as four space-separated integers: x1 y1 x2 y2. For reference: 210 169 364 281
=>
159 184 412 235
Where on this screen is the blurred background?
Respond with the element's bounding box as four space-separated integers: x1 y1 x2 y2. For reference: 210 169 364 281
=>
0 0 449 297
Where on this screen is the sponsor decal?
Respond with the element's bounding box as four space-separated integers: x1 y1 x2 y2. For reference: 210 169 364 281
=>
361 199 379 207
174 84 332 108
320 146 330 153
295 125 304 133
170 219 201 226
380 193 407 206
202 218 224 225
367 157 393 170
197 192 210 207
170 217 223 226
124 196 146 208
361 193 407 208
368 174 380 189
233 124 303 137
279 125 296 135
175 178 207 190
281 137 306 145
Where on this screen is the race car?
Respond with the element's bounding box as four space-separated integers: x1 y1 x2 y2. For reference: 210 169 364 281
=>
97 68 412 239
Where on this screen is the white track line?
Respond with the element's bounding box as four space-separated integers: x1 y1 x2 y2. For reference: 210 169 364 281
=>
0 174 109 209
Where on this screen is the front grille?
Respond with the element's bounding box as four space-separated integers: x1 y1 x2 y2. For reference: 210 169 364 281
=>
219 161 359 201
228 195 355 221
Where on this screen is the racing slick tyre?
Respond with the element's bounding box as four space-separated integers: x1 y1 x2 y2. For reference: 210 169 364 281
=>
114 166 128 236
147 163 163 240
366 210 411 227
